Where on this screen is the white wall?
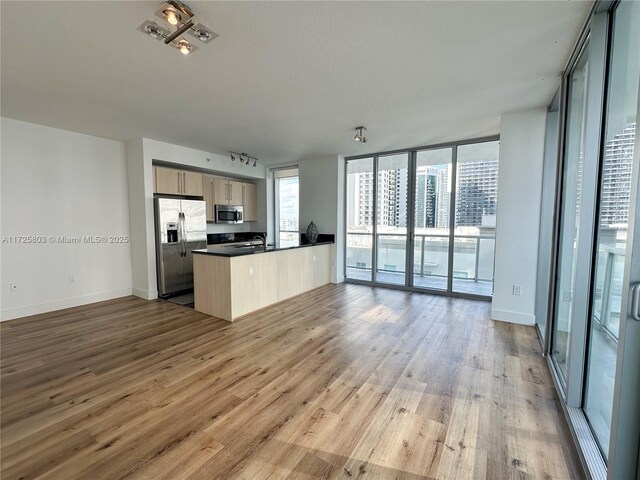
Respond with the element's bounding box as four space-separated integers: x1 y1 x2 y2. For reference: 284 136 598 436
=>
298 155 345 283
126 138 267 299
492 108 547 325
1 118 132 320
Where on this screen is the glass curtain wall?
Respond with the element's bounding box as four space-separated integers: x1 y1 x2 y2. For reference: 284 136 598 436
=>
375 153 409 285
346 158 374 281
345 138 499 298
413 148 452 290
583 0 639 459
453 141 500 296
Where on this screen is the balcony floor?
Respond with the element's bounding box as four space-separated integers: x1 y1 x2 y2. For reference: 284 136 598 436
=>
346 267 493 297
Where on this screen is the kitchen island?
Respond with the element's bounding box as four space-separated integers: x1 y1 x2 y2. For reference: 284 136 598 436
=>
193 242 333 321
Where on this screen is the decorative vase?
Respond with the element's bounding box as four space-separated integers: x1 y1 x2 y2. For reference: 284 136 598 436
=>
306 221 319 244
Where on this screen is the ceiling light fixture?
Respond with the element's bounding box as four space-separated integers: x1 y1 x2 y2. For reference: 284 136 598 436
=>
139 1 217 55
177 39 192 55
354 126 367 143
229 151 259 167
145 24 163 39
163 8 180 25
194 28 211 42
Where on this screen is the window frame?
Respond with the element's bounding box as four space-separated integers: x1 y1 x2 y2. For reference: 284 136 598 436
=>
344 135 500 301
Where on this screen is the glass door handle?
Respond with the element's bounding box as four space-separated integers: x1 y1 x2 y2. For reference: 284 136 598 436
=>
632 283 640 321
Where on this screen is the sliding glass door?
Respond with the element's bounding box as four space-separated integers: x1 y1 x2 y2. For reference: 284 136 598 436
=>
345 138 499 299
543 2 640 477
583 0 640 462
552 42 590 385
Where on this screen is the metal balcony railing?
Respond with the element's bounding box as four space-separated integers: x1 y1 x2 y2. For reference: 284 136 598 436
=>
592 245 626 343
346 231 495 283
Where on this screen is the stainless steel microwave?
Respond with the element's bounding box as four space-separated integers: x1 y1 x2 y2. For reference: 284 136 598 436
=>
215 205 243 224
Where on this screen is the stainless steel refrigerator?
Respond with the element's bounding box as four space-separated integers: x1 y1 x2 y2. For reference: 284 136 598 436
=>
154 198 207 297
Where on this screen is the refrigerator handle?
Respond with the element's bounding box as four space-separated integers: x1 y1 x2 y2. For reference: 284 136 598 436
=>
180 212 188 257
177 212 184 257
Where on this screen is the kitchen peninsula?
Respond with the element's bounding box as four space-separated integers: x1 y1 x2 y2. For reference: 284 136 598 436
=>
193 240 333 321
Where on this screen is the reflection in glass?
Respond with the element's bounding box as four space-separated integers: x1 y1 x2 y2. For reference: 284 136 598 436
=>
452 141 499 296
375 153 409 285
413 148 452 290
552 44 590 384
584 0 639 459
345 158 374 281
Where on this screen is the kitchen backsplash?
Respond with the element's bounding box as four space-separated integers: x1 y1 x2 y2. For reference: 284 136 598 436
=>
206 223 252 235
207 232 266 245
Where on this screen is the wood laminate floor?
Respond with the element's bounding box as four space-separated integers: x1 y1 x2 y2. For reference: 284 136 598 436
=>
0 284 583 480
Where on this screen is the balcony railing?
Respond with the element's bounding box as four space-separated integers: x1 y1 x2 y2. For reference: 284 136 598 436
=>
279 230 300 248
346 231 495 284
592 245 625 343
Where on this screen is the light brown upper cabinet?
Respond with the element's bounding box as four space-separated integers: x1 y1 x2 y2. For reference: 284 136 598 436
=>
242 182 258 222
153 166 203 197
202 176 258 222
154 166 182 195
182 170 203 197
203 175 216 221
212 179 243 206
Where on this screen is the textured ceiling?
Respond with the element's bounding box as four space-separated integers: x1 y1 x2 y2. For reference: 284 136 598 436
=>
1 1 591 164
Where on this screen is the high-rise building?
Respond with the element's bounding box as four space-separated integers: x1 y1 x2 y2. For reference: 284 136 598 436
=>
377 168 398 226
455 158 499 227
600 123 635 228
348 159 510 232
394 168 408 228
415 166 448 229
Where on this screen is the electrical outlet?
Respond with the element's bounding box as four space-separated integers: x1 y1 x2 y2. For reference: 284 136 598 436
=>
312 255 316 262
68 275 75 284
512 284 522 296
562 290 572 302
249 267 254 276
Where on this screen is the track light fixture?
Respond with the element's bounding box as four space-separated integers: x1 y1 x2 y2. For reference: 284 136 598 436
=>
138 1 218 55
354 126 367 143
229 151 259 167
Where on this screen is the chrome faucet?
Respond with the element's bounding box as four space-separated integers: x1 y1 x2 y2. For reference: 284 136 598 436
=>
253 234 267 247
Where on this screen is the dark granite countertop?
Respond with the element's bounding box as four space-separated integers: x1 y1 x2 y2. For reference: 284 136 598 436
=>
193 241 333 257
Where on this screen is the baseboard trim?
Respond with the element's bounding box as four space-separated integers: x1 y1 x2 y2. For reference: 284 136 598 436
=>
0 288 133 322
132 287 158 300
491 308 535 326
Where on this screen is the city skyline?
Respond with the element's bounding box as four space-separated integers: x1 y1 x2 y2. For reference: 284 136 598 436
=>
347 157 499 232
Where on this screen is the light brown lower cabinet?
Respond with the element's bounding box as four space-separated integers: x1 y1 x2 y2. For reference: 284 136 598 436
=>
194 244 332 321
